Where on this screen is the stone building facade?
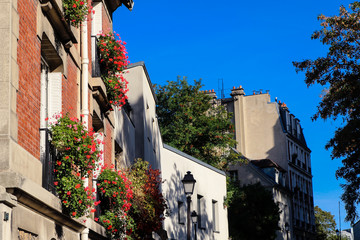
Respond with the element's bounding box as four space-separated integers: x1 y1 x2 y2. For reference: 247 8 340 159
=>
211 86 316 240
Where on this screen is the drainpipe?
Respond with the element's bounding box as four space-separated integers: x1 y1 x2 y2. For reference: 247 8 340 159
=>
81 17 89 191
81 17 89 130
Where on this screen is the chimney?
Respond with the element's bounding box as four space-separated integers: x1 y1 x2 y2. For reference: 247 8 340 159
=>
204 89 217 99
230 85 245 97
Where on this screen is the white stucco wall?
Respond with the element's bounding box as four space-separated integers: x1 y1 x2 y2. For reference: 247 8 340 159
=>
124 63 161 170
114 107 136 167
233 93 288 170
161 144 229 240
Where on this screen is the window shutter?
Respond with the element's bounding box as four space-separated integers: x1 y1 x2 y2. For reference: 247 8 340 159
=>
48 72 62 118
92 3 102 36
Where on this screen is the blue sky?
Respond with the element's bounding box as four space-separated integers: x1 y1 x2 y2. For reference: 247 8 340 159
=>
114 0 355 229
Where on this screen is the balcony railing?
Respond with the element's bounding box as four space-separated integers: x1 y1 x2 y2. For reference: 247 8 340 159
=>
40 128 57 195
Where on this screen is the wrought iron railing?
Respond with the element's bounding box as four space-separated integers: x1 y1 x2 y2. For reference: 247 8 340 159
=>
40 128 57 195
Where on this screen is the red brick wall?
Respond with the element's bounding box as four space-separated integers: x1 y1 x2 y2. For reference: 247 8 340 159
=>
102 5 112 33
104 120 113 167
62 56 78 117
17 0 41 160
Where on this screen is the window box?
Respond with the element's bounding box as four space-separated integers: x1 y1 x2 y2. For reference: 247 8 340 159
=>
40 0 78 47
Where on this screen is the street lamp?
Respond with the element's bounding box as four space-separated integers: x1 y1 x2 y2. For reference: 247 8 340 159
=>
285 222 289 240
191 211 198 240
182 171 196 240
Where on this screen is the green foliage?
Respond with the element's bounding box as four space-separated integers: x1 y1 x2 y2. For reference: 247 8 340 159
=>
55 176 93 218
97 167 134 239
315 206 337 240
293 2 360 223
63 0 90 27
228 182 280 240
155 76 238 170
127 159 166 239
49 114 100 217
50 114 99 177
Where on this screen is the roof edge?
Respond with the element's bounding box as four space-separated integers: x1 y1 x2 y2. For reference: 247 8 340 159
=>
127 61 158 103
163 144 226 176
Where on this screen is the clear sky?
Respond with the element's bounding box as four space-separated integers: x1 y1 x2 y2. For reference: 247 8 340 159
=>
113 0 355 229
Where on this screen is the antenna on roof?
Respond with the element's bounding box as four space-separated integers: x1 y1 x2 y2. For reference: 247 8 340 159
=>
218 78 225 99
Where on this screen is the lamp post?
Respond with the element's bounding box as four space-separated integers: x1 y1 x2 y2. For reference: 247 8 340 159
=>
191 211 198 240
182 171 196 240
285 223 289 240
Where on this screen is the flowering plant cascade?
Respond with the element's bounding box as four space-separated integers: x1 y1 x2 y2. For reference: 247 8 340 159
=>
49 113 101 217
97 32 129 108
63 0 93 27
97 165 134 239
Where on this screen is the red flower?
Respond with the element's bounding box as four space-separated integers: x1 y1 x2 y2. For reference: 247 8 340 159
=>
54 181 58 186
67 191 71 196
75 184 81 189
72 3 77 8
72 212 76 216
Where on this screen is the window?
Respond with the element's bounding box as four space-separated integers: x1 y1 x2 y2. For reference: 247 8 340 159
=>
228 170 238 182
114 141 123 170
40 57 62 194
212 200 219 232
197 195 206 229
178 201 185 224
91 2 103 77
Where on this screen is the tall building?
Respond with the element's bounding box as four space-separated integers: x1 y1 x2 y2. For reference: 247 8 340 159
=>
214 86 315 240
0 0 135 239
0 0 228 239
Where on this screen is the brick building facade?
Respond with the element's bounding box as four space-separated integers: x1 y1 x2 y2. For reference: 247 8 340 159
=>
0 0 133 239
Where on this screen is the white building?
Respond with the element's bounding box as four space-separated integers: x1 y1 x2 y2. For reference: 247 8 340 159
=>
161 144 229 240
116 62 229 239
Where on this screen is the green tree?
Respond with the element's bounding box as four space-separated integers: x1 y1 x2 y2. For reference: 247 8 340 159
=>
293 2 360 223
314 206 337 240
155 76 238 170
228 182 280 240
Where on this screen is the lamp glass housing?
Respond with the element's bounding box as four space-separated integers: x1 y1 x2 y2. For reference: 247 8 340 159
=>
182 171 196 195
191 211 198 223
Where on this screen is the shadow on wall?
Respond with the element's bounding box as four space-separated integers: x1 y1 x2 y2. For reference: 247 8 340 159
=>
265 117 287 170
164 162 212 240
